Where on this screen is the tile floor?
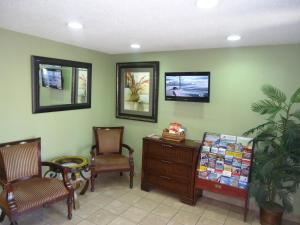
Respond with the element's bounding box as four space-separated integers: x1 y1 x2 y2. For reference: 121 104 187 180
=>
1 174 298 225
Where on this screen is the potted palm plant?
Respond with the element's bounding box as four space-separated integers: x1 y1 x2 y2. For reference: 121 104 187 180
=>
244 85 300 225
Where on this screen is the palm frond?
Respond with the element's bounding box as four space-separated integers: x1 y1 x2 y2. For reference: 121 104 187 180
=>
243 121 273 136
290 87 300 103
290 110 300 120
251 100 282 115
262 85 287 103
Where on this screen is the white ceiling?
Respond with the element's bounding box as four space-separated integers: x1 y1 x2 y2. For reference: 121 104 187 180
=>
0 0 300 54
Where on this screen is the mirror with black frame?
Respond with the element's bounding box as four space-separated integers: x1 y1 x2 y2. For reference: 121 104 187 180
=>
31 56 92 113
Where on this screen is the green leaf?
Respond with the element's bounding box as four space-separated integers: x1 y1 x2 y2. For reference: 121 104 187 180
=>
243 121 273 136
251 100 281 115
262 85 286 103
290 110 300 120
290 88 300 103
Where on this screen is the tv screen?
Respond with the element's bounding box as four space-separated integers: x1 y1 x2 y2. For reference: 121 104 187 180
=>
41 68 63 90
165 72 210 102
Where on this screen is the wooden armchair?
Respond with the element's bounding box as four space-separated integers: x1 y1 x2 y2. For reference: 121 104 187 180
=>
0 138 73 225
90 127 134 191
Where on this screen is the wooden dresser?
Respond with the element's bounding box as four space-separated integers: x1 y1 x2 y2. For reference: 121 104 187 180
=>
141 137 201 205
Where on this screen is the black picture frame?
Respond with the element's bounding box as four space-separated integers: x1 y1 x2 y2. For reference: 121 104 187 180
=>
116 61 159 123
31 56 92 113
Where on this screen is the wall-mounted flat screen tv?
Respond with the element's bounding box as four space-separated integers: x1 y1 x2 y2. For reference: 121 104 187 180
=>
165 72 210 102
41 68 63 90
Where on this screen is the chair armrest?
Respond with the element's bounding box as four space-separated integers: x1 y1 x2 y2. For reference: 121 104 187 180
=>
42 161 73 192
42 161 71 174
0 181 17 212
122 144 134 157
90 145 97 167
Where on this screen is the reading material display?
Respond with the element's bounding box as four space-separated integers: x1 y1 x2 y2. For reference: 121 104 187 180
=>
197 133 253 190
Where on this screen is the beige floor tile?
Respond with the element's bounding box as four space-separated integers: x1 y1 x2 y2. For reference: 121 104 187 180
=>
224 217 252 225
133 198 159 212
201 207 228 224
77 220 96 225
74 202 102 219
227 210 254 223
161 196 185 209
86 209 117 225
196 217 223 225
118 192 143 205
121 206 149 223
144 191 168 203
87 194 114 208
104 200 131 215
139 213 170 225
108 217 137 225
169 210 202 225
99 187 130 199
181 204 205 215
152 204 179 219
166 221 184 225
129 188 148 197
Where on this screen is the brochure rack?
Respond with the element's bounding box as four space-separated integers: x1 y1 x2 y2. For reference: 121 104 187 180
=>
194 132 254 222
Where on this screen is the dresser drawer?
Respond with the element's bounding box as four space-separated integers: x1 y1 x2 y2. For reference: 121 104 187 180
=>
145 140 194 164
145 173 191 195
145 158 191 180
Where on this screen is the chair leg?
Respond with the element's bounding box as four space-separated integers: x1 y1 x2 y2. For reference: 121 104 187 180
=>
90 174 95 192
130 170 133 189
0 209 5 222
120 172 123 176
67 194 73 220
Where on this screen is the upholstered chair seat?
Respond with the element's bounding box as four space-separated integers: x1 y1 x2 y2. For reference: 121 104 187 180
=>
90 127 134 191
94 154 130 172
0 177 69 213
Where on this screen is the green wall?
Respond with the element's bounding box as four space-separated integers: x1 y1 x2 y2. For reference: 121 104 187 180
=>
112 45 300 216
0 28 114 160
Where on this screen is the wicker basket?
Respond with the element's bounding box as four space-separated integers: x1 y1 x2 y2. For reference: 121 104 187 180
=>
162 129 185 142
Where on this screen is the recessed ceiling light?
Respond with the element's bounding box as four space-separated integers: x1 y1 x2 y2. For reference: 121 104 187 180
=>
130 44 141 49
196 0 219 9
67 22 83 29
227 35 241 41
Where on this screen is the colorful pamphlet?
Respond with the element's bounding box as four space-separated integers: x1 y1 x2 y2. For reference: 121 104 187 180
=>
236 136 253 150
224 155 233 164
202 145 210 153
223 170 232 177
238 181 248 189
239 175 248 183
232 166 241 176
198 132 252 190
241 165 250 177
204 133 220 147
232 158 242 167
220 176 231 185
224 164 232 172
211 146 219 154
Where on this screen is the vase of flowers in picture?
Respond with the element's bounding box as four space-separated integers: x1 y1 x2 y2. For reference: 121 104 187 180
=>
126 72 149 102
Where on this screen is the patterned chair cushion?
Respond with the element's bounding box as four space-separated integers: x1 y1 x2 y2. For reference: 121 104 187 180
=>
0 142 39 182
0 177 69 213
95 154 130 172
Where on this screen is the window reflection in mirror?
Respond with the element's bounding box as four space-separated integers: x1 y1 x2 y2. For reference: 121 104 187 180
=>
32 56 92 113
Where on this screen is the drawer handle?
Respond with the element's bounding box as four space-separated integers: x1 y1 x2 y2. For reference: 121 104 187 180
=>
215 184 222 189
161 160 172 164
160 176 171 180
162 144 173 148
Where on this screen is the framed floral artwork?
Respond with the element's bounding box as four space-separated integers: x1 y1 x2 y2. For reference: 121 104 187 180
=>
116 61 159 122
